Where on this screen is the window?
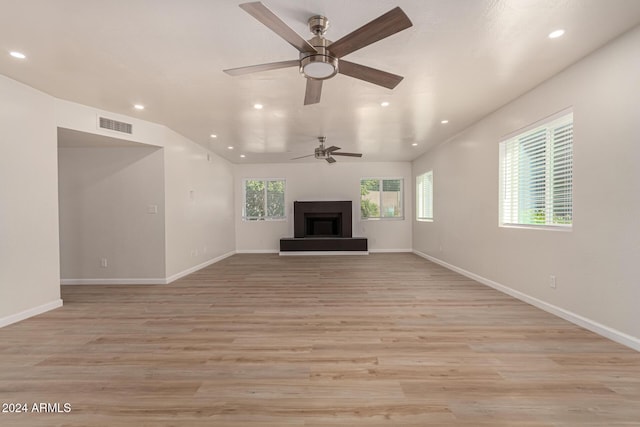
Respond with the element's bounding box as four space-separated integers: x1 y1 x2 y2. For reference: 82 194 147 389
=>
499 111 573 228
416 171 433 221
243 179 286 221
360 178 403 219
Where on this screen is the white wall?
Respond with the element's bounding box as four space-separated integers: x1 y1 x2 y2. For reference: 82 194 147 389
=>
164 129 235 279
412 26 640 347
58 146 166 282
53 99 236 283
55 98 164 148
234 162 412 252
0 75 61 325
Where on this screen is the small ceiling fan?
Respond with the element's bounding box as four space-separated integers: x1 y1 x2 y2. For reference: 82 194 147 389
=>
291 136 362 164
223 2 413 105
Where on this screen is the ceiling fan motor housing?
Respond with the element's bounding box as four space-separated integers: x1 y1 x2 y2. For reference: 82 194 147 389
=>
300 16 338 80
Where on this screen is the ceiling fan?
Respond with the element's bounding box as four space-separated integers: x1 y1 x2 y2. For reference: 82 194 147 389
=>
223 2 413 105
291 136 362 164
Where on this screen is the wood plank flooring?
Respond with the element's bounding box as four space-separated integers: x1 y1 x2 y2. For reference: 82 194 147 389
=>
1 253 639 426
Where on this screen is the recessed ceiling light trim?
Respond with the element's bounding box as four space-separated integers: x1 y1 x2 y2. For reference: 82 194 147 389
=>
381 101 390 107
548 29 565 39
441 119 449 124
9 51 26 59
254 104 263 110
134 104 145 110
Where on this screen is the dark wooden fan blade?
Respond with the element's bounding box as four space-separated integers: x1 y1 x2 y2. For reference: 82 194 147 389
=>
224 59 299 76
328 7 412 58
239 2 317 54
291 154 315 160
332 151 363 157
326 156 337 164
304 78 323 105
338 60 403 89
325 146 341 152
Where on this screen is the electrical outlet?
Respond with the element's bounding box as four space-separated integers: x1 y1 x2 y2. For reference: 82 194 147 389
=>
100 258 108 268
550 275 557 289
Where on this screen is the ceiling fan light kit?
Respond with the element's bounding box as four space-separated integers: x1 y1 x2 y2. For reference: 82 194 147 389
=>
299 16 338 80
224 2 413 105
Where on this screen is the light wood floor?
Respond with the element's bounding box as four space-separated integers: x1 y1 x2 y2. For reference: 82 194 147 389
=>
1 253 639 426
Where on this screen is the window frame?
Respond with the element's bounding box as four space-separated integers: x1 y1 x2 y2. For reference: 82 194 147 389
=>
416 170 433 222
360 177 405 220
242 178 287 221
498 109 573 231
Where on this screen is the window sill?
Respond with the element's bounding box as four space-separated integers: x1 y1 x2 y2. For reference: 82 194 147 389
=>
417 218 433 222
242 218 287 222
361 217 405 221
499 223 572 232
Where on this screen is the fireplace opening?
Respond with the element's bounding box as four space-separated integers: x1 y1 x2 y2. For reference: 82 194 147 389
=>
305 214 341 237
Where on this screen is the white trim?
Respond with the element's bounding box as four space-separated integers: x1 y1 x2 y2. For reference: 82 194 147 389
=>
61 278 166 285
369 248 413 253
360 177 405 220
280 251 369 256
62 251 236 286
500 224 572 232
236 249 279 254
412 250 640 352
165 251 236 284
0 299 63 328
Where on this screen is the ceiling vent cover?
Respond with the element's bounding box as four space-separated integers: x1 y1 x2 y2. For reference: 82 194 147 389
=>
99 117 132 134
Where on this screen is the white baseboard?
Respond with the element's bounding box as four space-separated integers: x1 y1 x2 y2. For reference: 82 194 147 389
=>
61 278 166 285
0 299 63 328
413 250 640 352
165 250 236 284
279 251 369 256
236 249 279 254
62 251 237 286
369 248 413 253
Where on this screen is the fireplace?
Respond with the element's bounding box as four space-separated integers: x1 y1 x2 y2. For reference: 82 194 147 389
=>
294 201 352 238
281 201 367 252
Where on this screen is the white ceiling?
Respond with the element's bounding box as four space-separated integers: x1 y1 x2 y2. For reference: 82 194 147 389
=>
2 1 640 163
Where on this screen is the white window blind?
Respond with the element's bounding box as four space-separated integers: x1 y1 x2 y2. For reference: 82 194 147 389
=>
416 171 433 221
499 112 573 227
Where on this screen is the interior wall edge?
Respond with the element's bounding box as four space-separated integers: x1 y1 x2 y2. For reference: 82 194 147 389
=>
165 250 236 284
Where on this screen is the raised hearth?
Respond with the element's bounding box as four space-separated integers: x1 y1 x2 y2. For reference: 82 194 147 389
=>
280 237 368 252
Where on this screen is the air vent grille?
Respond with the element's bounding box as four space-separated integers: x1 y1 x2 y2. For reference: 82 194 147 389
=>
99 117 132 134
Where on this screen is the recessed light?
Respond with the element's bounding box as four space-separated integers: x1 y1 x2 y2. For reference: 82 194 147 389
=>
210 134 217 138
254 103 263 110
381 101 390 107
9 51 26 59
412 143 418 146
441 119 449 124
548 29 565 39
134 104 145 110
240 154 246 158
227 146 234 150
